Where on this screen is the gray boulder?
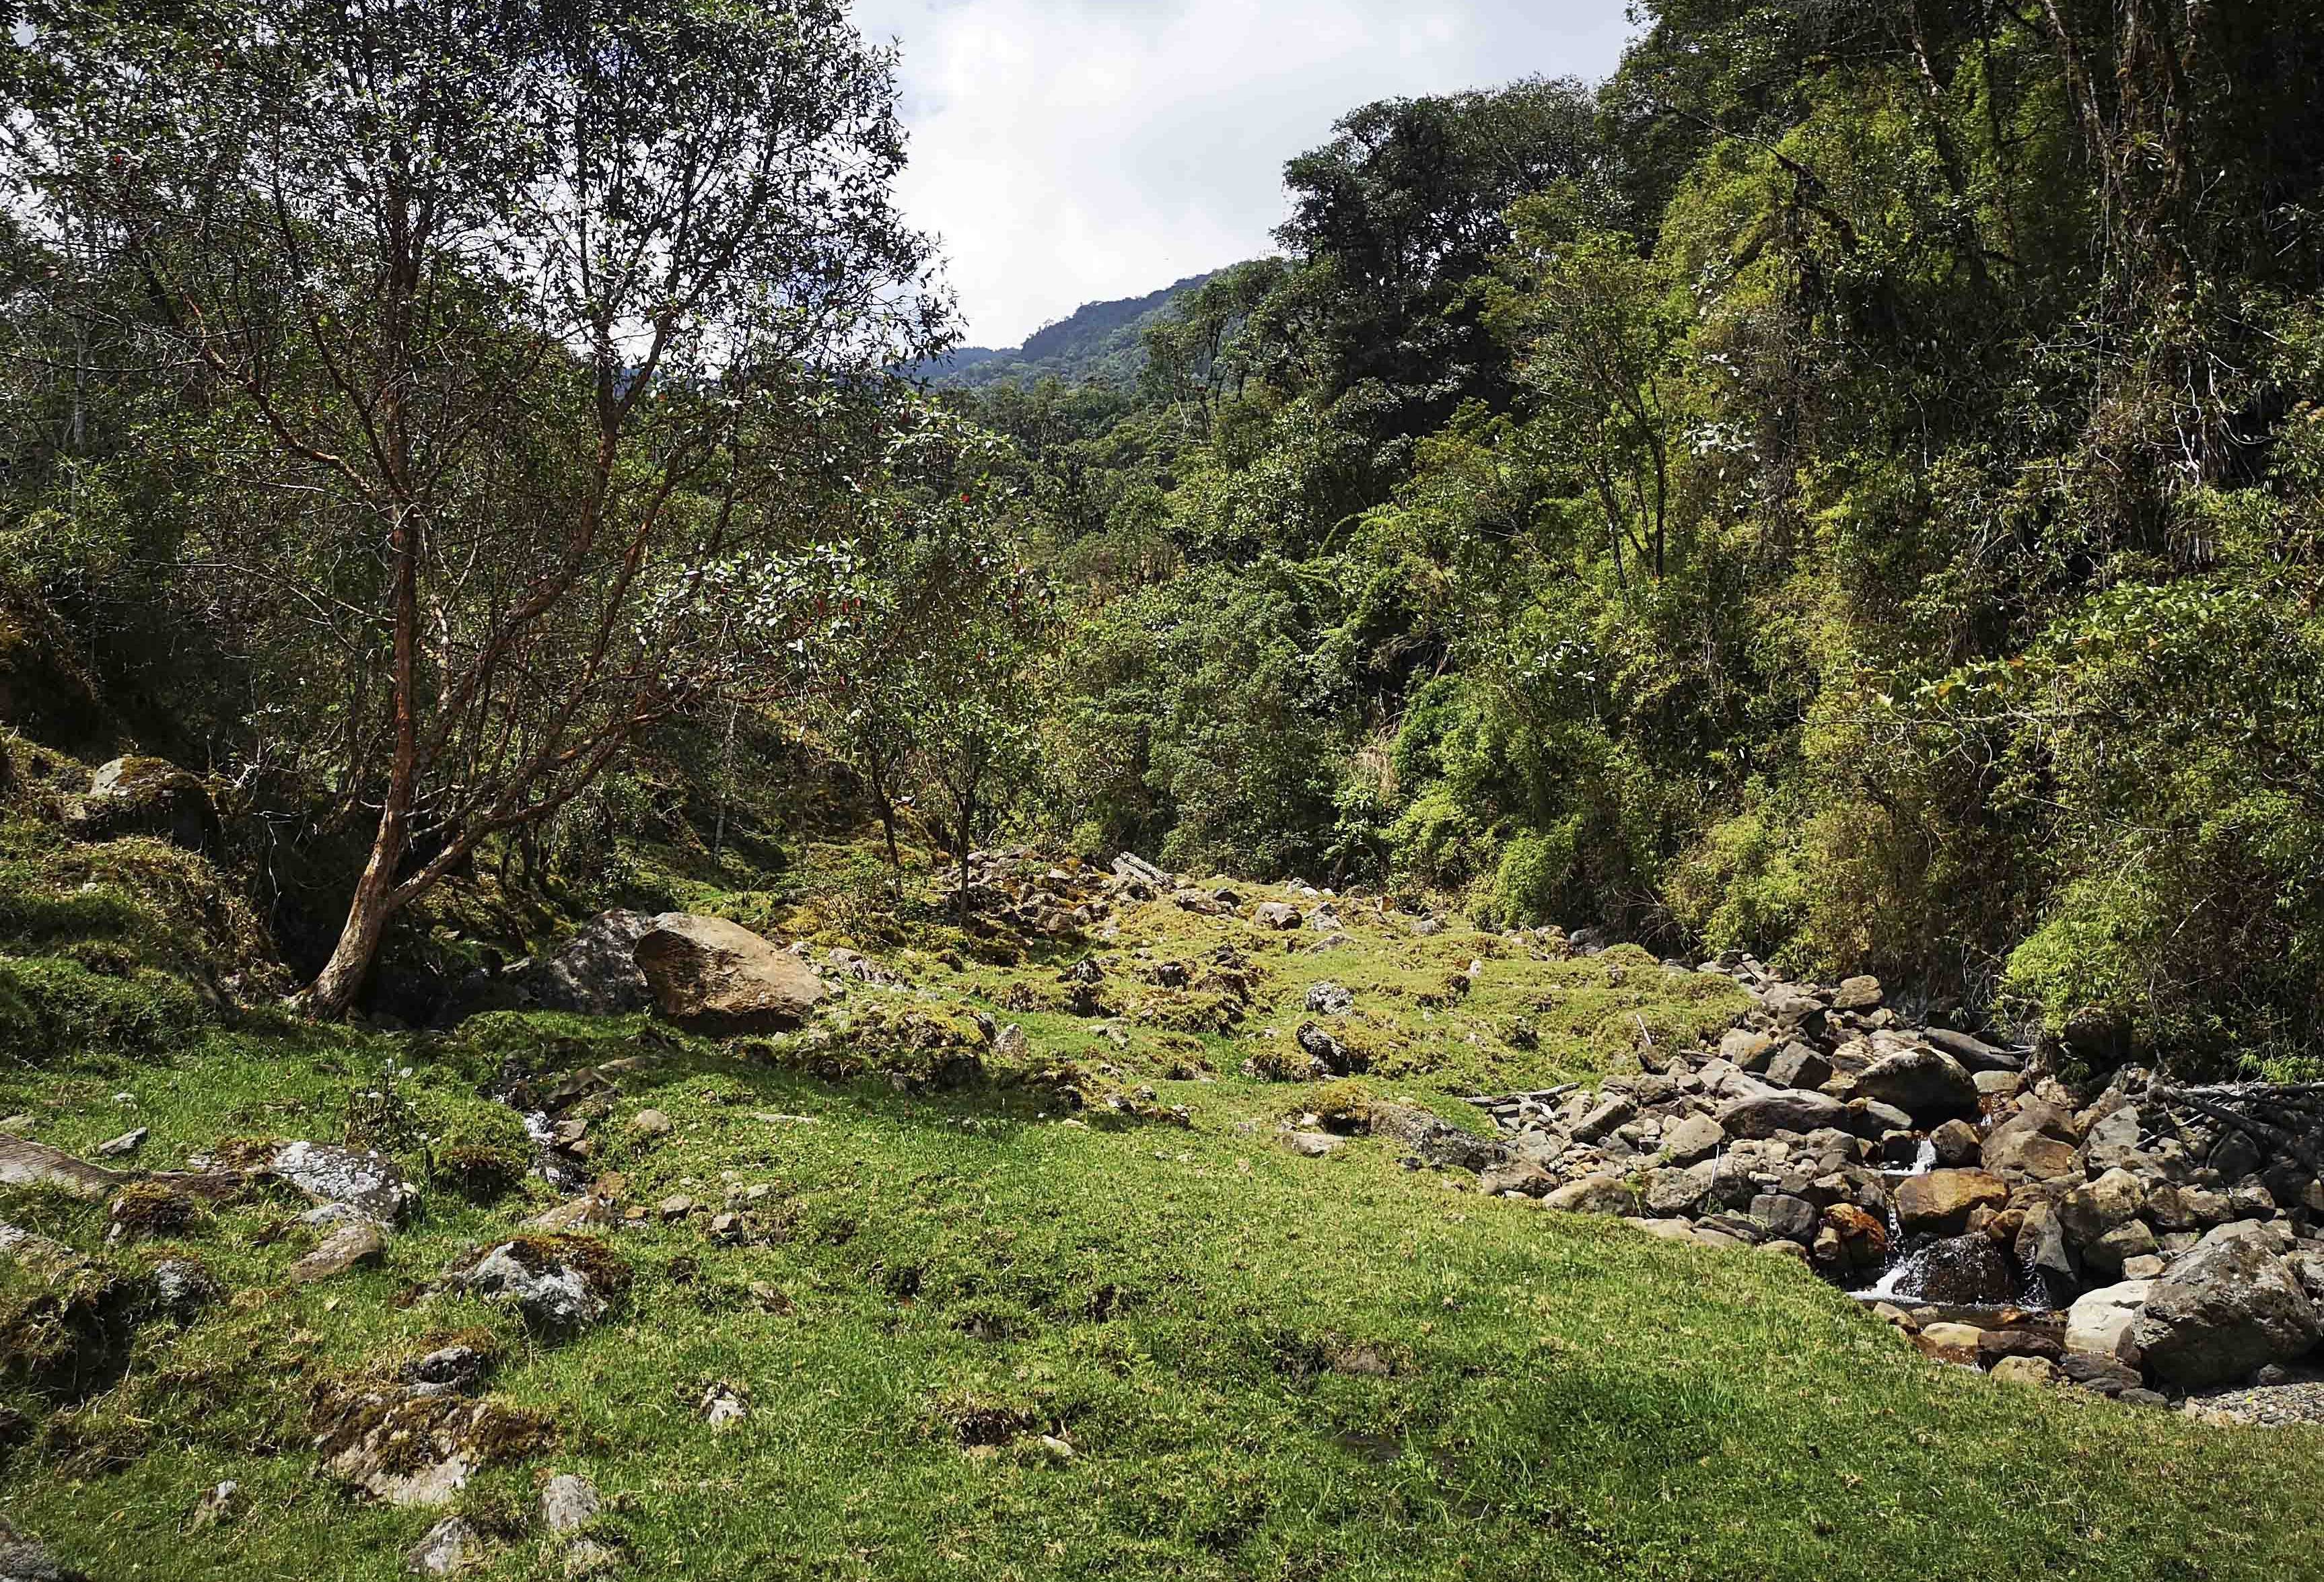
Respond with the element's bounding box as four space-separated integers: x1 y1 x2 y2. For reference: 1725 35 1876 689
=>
2130 1221 2324 1388
634 914 828 1034
524 910 654 1015
456 1236 631 1335
1852 1046 1980 1122
1718 1090 1846 1139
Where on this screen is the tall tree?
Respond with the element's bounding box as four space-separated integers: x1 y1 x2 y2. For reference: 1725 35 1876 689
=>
6 0 945 1013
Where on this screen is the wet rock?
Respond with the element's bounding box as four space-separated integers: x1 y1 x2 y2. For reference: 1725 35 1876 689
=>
1929 1119 1980 1167
1900 1234 2016 1305
2065 1280 2154 1363
289 1219 386 1284
407 1517 488 1575
454 1236 631 1335
1719 1090 1846 1139
1852 1046 1980 1123
633 914 828 1034
1897 1170 2011 1237
542 1472 601 1535
2132 1222 2324 1389
271 1141 419 1225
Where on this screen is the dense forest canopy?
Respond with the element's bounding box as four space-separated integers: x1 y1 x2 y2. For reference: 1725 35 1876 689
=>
7 0 2324 1075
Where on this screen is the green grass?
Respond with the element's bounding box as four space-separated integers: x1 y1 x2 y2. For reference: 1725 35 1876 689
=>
2 871 2321 1579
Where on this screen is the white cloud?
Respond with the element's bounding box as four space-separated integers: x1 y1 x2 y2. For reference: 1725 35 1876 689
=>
850 0 1637 347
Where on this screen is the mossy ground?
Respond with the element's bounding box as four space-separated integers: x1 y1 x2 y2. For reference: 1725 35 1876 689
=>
1 847 2320 1579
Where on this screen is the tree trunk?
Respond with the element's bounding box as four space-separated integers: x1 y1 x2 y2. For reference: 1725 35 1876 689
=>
303 501 421 1018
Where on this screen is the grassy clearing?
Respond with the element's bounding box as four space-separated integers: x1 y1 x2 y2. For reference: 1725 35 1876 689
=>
1 866 2320 1579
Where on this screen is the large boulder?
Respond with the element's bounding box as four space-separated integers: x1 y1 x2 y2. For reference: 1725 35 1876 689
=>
633 914 827 1034
1896 1170 2010 1236
1851 1046 1981 1122
1981 1100 2081 1180
2130 1222 2324 1389
522 910 654 1015
1718 1090 1847 1139
2065 1279 2154 1362
2057 1167 2146 1250
67 756 217 849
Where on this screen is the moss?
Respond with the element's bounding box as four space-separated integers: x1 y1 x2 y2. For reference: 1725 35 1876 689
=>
104 1183 205 1246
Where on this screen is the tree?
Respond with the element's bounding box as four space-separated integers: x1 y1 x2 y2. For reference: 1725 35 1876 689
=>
6 0 944 1013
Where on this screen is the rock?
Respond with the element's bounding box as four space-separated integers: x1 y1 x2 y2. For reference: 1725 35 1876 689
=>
1660 1112 1725 1165
1990 1355 2059 1386
1294 1021 1358 1077
563 1539 622 1578
1368 1103 1506 1172
184 1480 239 1533
1831 975 1884 1011
0 1135 126 1201
403 1346 489 1397
656 1194 695 1222
1981 1102 2080 1180
542 1473 601 1535
1852 1046 1980 1123
94 1127 148 1159
1765 1043 1831 1091
1979 1328 2064 1365
2121 1254 2167 1280
1478 1161 1553 1196
1929 1118 1980 1167
272 1141 419 1225
1748 1192 1819 1244
1901 1234 2017 1305
633 914 828 1034
1644 1161 1717 1217
70 756 216 849
523 910 654 1015
1921 1027 2021 1073
289 1219 386 1283
2132 1221 2324 1389
1841 1098 1914 1140
455 1236 631 1334
698 1381 750 1431
1544 1176 1639 1216
407 1517 487 1575
1303 982 1353 1016
2065 1280 2154 1362
1719 1090 1847 1139
1253 902 1302 930
630 1109 674 1138
1920 1320 1986 1352
2086 1218 2160 1279
2080 1104 2145 1172
1282 1132 1343 1158
1719 1029 1775 1071
1761 985 1828 1033
1895 1170 2010 1237
1409 915 1445 937
0 1517 88 1582
1570 1093 1637 1143
2058 1167 2146 1248
1814 1202 1888 1277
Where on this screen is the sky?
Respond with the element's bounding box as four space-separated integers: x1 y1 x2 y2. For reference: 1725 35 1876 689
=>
849 0 1638 349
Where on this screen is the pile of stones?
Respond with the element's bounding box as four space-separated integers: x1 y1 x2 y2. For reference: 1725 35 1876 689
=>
1456 950 2324 1408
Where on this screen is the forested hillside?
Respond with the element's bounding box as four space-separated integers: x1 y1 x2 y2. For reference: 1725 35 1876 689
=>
916 272 1220 390
950 6 2324 1075
6 3 2324 1065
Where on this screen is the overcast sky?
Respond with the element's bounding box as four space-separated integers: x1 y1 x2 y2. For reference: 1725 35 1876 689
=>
850 0 1638 349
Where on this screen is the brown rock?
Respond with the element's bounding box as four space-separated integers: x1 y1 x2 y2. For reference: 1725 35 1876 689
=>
1897 1170 2011 1236
1981 1101 2082 1180
634 914 829 1034
288 1219 386 1283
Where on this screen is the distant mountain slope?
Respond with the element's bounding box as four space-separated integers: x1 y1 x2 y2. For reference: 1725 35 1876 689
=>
916 270 1226 390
